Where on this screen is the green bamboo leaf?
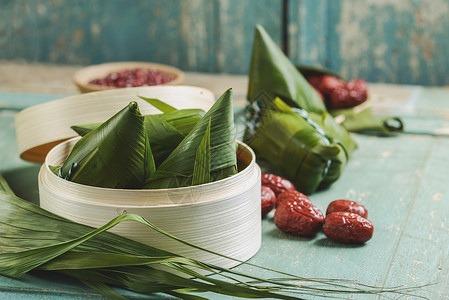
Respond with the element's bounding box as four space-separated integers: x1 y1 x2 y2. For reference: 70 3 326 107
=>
71 123 101 137
71 109 205 168
39 252 201 271
0 173 14 196
72 109 205 138
331 105 404 134
62 268 197 295
296 64 345 80
0 193 298 300
145 89 237 188
80 280 129 300
156 109 205 136
309 112 357 154
56 102 155 189
247 25 326 114
145 109 205 167
245 25 358 194
143 115 185 167
138 96 178 113
0 213 137 278
244 97 343 194
0 188 425 299
192 119 211 185
307 112 358 188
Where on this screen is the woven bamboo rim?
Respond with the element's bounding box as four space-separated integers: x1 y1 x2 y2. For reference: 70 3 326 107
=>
15 86 214 163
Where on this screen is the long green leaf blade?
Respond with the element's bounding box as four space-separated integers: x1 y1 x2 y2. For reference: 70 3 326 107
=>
192 118 211 185
79 279 130 300
138 96 178 113
0 189 425 299
0 173 14 196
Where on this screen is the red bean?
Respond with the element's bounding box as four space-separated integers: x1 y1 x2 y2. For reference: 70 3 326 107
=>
89 68 175 88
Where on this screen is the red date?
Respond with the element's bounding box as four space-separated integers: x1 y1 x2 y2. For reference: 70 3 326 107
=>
323 212 373 244
276 190 311 208
261 173 295 196
261 185 276 217
326 199 368 218
274 197 324 237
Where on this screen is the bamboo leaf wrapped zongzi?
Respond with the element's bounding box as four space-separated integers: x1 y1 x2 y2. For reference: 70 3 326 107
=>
248 25 327 114
244 25 358 194
145 89 237 188
245 97 344 194
71 107 205 167
54 102 155 189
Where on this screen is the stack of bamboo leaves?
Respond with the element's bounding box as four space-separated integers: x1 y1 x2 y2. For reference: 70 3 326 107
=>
53 89 237 189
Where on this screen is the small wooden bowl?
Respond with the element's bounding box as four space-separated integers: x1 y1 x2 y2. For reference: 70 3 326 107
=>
73 61 184 93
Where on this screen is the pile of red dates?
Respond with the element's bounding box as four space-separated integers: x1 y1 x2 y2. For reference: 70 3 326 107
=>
261 173 373 244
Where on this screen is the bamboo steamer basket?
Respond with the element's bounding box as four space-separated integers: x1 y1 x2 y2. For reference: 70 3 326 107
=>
15 86 262 268
39 138 261 268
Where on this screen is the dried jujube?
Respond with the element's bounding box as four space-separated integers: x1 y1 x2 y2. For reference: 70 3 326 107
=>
274 196 324 237
261 185 276 217
323 212 373 244
261 173 295 196
306 75 368 109
276 190 311 208
326 199 368 218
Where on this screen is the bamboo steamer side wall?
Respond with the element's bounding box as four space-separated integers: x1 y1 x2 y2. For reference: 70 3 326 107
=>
39 138 262 269
1 0 449 86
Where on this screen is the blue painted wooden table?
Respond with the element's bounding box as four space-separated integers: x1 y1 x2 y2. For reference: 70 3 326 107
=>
1 84 449 299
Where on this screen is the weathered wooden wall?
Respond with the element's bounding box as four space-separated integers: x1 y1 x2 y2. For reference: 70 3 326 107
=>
1 0 448 86
289 0 449 86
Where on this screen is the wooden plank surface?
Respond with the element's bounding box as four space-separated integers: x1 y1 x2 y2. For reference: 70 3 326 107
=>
288 0 449 86
0 0 282 75
3 1 449 85
1 63 449 299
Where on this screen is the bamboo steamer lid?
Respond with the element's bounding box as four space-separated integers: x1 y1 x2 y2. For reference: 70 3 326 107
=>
15 86 215 163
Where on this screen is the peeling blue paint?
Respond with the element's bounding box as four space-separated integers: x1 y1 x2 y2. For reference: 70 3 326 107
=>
1 0 448 85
